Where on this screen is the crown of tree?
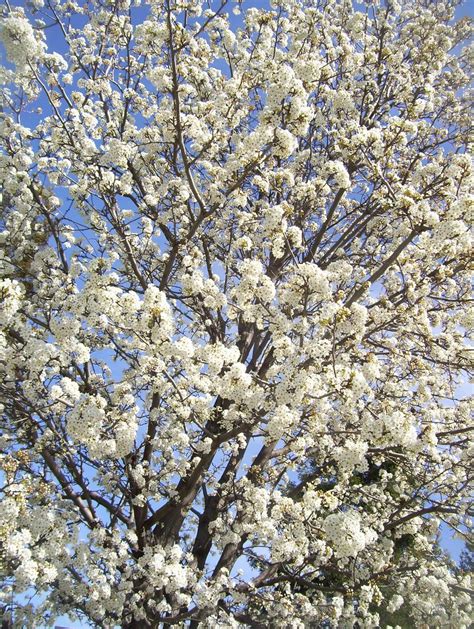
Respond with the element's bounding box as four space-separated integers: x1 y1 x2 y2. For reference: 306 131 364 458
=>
0 0 472 626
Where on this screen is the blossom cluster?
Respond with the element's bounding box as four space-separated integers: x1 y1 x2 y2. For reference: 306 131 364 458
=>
0 0 472 626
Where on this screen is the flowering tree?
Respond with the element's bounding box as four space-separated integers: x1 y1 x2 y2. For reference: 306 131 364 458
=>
0 0 473 626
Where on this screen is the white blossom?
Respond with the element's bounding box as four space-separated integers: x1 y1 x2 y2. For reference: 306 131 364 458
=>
0 0 471 626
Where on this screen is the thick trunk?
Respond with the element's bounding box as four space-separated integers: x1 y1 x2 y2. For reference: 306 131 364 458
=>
123 619 152 629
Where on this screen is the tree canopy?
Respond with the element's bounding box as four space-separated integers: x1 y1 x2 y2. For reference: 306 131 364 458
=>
0 0 472 626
